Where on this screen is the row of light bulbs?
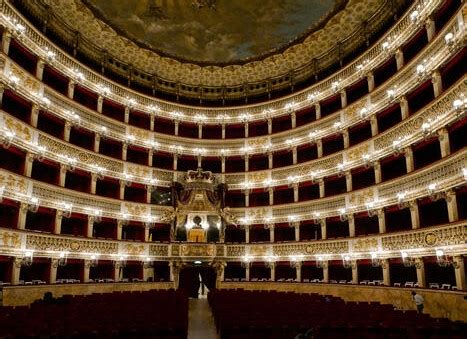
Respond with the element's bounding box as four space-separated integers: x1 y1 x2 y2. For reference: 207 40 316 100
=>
1 1 452 125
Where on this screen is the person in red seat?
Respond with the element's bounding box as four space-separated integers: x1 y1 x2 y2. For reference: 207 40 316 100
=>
411 291 424 313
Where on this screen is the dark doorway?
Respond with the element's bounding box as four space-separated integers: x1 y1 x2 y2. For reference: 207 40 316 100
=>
178 265 217 298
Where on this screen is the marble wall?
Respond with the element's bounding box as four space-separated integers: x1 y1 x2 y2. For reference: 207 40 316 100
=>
1 282 175 306
220 282 467 322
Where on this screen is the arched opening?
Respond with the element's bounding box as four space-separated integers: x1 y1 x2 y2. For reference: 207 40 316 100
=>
178 264 217 298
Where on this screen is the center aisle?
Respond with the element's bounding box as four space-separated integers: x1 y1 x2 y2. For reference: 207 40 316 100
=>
188 298 219 339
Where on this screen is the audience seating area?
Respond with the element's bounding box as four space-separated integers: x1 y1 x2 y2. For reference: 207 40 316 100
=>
0 289 188 338
208 289 466 339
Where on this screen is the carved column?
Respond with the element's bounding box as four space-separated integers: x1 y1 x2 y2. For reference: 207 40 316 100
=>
142 263 154 282
404 147 414 173
30 104 40 128
268 187 274 205
221 156 225 173
147 149 154 167
83 260 92 283
415 258 426 288
374 161 382 184
268 152 273 169
293 183 299 202
117 220 125 240
318 179 325 198
11 258 22 285
94 134 101 153
410 201 420 229
446 190 458 222
150 113 155 131
348 214 355 237
244 122 249 138
314 103 321 120
294 223 300 241
2 30 12 54
17 203 28 229
63 121 72 142
0 84 4 107
432 70 443 98
198 124 202 139
173 154 178 171
244 226 250 243
24 152 34 177
245 264 250 281
316 140 323 158
425 17 436 42
87 215 94 237
244 191 249 207
269 262 276 281
49 259 59 284
367 72 375 92
119 180 126 200
59 164 68 187
36 59 45 80
54 210 63 234
382 259 390 286
438 128 451 158
291 112 296 129
395 49 404 70
90 173 99 194
169 261 183 289
292 146 297 164
343 130 350 149
221 124 226 139
267 224 274 243
377 209 386 233
213 261 227 288
351 260 358 284
267 119 272 135
454 256 465 291
174 121 179 136
370 115 378 136
68 81 75 100
322 261 329 283
124 106 130 124
340 90 347 108
122 143 128 161
97 95 103 113
244 155 249 172
293 261 302 282
320 220 327 240
345 171 352 192
400 96 409 120
113 263 122 282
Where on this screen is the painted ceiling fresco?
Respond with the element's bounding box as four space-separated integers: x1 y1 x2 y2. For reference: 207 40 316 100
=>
83 0 341 64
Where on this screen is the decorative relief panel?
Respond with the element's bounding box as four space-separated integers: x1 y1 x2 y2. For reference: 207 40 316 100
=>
26 234 118 254
179 244 216 257
226 245 245 257
149 244 169 257
0 231 21 249
381 224 466 251
2 114 33 143
121 202 149 217
120 243 146 256
305 241 349 255
351 238 379 253
273 244 308 257
247 245 272 257
0 171 30 195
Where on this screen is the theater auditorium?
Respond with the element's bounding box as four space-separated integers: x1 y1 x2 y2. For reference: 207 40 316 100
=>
0 0 465 338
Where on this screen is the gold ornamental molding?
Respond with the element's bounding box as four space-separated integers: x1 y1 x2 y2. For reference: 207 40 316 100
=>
0 0 448 117
0 222 465 261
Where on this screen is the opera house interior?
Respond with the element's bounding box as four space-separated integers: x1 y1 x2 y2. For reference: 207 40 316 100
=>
0 0 465 337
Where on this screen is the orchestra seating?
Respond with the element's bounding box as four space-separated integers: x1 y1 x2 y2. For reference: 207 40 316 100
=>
208 289 466 339
0 289 188 338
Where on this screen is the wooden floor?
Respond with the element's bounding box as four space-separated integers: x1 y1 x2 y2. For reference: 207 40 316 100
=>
188 298 218 339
